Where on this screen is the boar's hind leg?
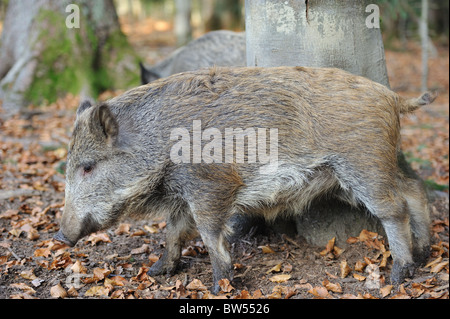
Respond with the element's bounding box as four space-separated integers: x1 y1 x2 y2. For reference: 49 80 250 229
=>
400 177 431 265
148 212 195 276
358 187 415 284
193 211 233 294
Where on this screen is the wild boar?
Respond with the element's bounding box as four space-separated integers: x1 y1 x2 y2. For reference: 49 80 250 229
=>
139 30 245 84
55 66 435 293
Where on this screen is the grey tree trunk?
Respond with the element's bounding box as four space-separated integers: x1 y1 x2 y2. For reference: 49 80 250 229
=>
246 0 390 87
420 0 429 92
244 0 396 246
174 0 192 47
0 0 140 116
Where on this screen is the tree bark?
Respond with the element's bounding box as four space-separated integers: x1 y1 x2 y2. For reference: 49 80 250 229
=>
244 0 395 246
174 0 192 47
0 0 140 115
246 0 390 87
420 0 429 92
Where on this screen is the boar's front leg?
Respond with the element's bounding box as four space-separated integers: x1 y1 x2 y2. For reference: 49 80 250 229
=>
148 212 195 277
193 210 234 295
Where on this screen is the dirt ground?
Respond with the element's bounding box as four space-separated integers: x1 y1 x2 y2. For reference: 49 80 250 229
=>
0 19 449 299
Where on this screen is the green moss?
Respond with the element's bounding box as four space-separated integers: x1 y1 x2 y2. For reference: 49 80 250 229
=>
26 9 90 104
25 8 140 106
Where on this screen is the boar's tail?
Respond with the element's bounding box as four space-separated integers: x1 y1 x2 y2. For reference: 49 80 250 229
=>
399 91 438 113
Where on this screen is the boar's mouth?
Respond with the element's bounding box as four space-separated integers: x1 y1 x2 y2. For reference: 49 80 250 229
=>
54 230 76 247
54 215 102 247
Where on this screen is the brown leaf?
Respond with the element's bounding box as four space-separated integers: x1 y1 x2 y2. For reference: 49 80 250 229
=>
218 278 234 293
104 276 128 289
258 245 275 254
0 209 19 219
85 232 111 246
266 262 282 274
20 269 37 280
93 267 111 281
10 283 36 295
132 266 150 282
307 286 332 299
144 224 159 234
430 260 449 273
70 260 87 274
186 279 207 291
84 286 110 297
233 290 253 299
380 285 394 297
353 273 366 281
354 260 367 272
320 237 335 256
269 274 291 283
131 244 150 255
340 260 352 278
50 283 67 299
425 257 442 268
322 279 342 293
358 229 378 242
115 223 130 235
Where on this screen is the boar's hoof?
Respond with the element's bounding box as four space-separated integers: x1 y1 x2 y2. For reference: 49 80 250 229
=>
147 259 178 277
413 248 430 267
53 230 76 247
390 262 415 285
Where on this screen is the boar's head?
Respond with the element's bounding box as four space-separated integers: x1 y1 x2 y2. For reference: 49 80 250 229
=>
55 100 156 246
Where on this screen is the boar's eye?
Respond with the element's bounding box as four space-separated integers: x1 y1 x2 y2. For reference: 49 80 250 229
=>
83 164 94 174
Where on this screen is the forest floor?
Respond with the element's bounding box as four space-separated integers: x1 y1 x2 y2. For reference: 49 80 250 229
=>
0 20 448 299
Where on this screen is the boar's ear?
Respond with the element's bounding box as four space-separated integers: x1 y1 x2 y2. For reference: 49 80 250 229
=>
90 103 119 145
77 100 93 117
139 62 160 84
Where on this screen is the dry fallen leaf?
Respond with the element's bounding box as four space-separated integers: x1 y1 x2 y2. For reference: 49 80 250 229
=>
340 260 352 278
85 232 111 246
259 245 275 254
320 237 336 256
266 262 282 274
353 273 366 281
50 283 67 299
322 279 342 293
10 283 36 295
84 286 110 297
131 244 150 255
186 279 207 291
380 285 394 297
218 278 234 293
93 267 111 281
308 286 331 299
354 260 367 272
20 269 37 280
71 260 87 274
358 229 378 242
269 274 291 283
430 260 449 273
115 223 130 235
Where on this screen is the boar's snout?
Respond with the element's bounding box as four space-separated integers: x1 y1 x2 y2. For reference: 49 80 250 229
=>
54 230 76 247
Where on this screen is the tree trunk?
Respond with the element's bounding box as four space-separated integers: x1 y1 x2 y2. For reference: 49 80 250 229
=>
244 0 396 246
420 0 429 92
0 0 140 115
246 0 390 87
174 0 192 47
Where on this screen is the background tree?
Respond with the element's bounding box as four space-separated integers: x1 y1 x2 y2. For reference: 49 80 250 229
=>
0 0 140 115
174 0 192 46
